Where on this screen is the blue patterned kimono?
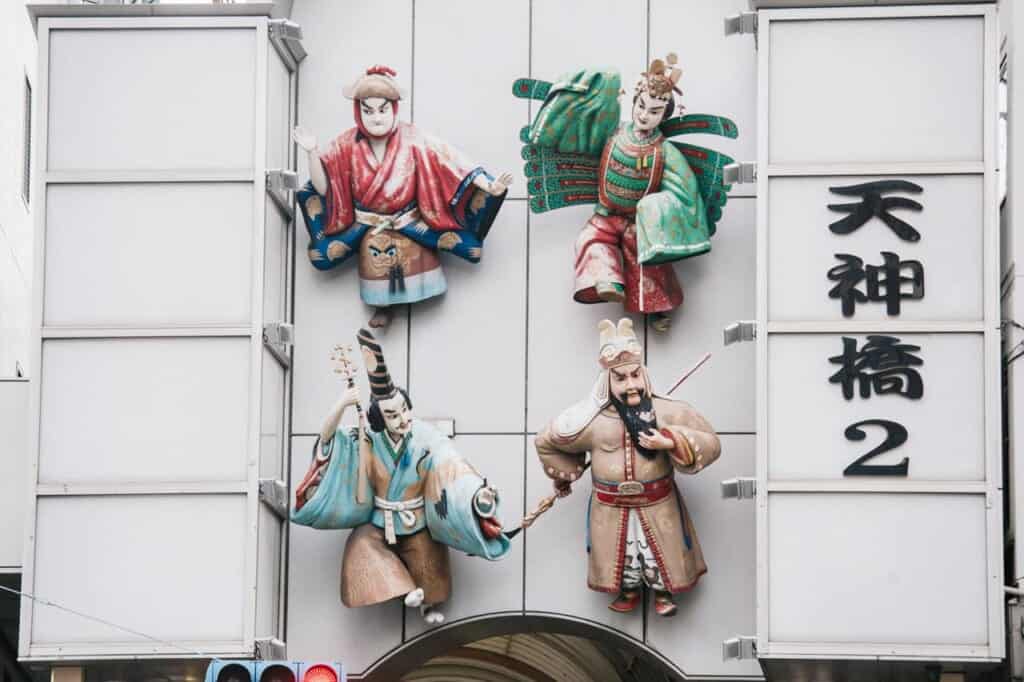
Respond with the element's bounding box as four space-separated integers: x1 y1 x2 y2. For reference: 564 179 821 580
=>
292 420 510 561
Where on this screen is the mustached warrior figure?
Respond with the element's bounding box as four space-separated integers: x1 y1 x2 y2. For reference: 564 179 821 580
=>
513 55 737 332
291 329 510 624
294 65 513 329
534 319 720 616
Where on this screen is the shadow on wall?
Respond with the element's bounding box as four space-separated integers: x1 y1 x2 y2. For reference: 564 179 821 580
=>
360 613 685 682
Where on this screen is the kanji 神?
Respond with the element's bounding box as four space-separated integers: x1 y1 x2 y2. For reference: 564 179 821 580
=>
827 251 924 317
828 335 924 400
828 179 924 242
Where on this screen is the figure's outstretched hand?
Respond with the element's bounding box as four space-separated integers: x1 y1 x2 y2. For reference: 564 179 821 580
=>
638 428 675 451
488 172 513 196
292 126 318 152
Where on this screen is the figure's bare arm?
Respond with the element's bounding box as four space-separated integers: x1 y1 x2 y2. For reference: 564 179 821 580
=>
293 126 328 196
319 385 360 446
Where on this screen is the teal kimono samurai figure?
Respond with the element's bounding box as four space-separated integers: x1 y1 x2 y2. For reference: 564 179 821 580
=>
292 329 511 625
513 54 737 331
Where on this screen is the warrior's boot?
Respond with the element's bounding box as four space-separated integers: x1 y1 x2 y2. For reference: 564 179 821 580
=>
653 590 677 617
608 589 642 613
596 281 626 303
421 604 445 625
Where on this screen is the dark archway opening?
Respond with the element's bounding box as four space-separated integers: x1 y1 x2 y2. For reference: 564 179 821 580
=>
357 613 690 682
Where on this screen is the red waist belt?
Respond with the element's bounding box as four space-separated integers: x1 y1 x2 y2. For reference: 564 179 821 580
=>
593 475 673 507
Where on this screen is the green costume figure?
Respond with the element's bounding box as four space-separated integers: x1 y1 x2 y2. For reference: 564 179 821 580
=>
513 54 738 331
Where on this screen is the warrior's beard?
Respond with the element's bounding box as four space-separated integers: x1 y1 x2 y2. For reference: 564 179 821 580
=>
610 393 659 459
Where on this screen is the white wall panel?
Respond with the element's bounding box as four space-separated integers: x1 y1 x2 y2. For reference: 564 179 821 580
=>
527 206 644 432
409 203 526 433
264 196 288 325
767 175 984 322
0 380 28 569
768 16 984 165
0 243 30 377
261 348 285 480
650 0 757 170
267 47 291 172
768 333 985 481
647 198 755 433
406 434 524 638
31 494 247 644
47 28 257 172
44 183 254 327
287 436 402 674
767 492 988 645
647 435 759 678
256 505 282 641
523 436 643 641
38 338 251 484
413 0 529 199
531 0 646 123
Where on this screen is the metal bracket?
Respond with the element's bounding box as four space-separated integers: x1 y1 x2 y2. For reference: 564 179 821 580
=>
258 479 289 520
724 12 757 37
268 19 307 65
723 162 757 185
255 637 286 660
721 478 757 500
266 169 298 220
723 320 757 346
722 636 757 660
266 169 299 194
263 322 293 369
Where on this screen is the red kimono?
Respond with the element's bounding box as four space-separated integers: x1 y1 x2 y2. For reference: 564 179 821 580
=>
299 122 504 306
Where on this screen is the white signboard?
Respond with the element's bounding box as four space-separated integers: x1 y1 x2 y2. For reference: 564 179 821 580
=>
757 4 1002 661
21 11 295 660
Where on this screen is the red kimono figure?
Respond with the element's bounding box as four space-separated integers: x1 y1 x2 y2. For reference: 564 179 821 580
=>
294 66 512 329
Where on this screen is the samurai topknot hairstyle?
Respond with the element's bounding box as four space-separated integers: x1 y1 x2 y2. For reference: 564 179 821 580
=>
356 328 413 433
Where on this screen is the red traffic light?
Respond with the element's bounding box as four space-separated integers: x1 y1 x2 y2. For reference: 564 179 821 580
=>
301 664 337 682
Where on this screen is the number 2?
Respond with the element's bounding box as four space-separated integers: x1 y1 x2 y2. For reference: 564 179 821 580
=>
843 419 909 476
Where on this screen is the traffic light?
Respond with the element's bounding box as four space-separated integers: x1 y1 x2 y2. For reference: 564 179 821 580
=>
205 661 344 682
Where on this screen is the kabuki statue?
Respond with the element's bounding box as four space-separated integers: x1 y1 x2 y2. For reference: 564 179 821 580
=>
294 66 513 329
513 56 738 331
534 319 720 616
291 329 511 624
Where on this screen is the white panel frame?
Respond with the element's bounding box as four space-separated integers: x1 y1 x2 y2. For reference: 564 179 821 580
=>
20 15 270 661
755 4 1002 661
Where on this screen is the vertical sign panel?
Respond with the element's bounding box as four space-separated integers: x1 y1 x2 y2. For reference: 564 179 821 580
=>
22 13 279 660
757 5 1001 662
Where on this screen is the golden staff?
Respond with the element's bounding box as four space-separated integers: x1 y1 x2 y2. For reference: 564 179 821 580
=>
331 344 373 505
